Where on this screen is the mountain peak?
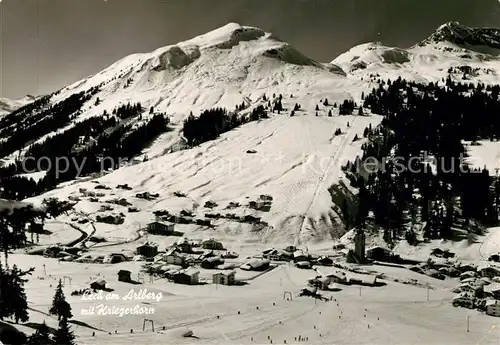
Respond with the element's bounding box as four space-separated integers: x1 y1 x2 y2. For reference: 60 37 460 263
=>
421 21 500 49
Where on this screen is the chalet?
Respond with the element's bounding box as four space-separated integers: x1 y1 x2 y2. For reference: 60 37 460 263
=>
202 238 224 250
213 271 236 285
147 221 174 235
164 250 186 266
486 300 500 317
175 238 193 253
136 243 158 258
117 270 132 283
452 292 475 309
90 279 106 291
240 259 270 271
173 268 199 285
479 266 500 279
455 283 482 296
201 256 224 269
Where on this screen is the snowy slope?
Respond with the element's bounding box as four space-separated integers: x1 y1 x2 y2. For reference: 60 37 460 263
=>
0 95 35 116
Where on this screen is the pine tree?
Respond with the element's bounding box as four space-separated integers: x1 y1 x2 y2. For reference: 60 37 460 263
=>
10 265 29 323
323 98 329 106
49 280 72 321
53 317 75 345
28 321 53 345
315 104 319 111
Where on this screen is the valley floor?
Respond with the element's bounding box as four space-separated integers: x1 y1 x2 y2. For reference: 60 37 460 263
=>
9 251 500 345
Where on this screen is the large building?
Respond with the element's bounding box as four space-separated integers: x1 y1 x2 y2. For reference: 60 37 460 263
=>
147 221 174 235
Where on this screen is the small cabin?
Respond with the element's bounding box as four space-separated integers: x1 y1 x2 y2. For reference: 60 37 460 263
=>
118 270 132 283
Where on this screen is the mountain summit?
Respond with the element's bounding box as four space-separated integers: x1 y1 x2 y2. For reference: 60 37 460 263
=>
421 21 500 49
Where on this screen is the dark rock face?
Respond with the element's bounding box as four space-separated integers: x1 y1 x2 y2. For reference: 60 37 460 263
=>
422 21 500 49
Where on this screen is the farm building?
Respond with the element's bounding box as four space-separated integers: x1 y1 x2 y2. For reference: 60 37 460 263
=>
201 256 224 269
118 270 132 283
486 300 500 317
147 221 174 235
240 259 270 271
103 253 128 264
175 238 193 253
90 279 107 290
136 242 158 258
213 271 236 285
202 238 224 250
173 268 199 285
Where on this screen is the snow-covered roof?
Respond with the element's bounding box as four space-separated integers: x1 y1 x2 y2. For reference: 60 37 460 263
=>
91 279 106 286
213 270 235 277
181 267 200 276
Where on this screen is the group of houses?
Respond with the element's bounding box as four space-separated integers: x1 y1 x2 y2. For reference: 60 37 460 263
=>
451 264 500 317
307 268 377 291
131 236 243 286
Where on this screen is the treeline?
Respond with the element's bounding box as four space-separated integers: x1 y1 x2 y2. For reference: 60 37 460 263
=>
344 76 500 242
183 105 267 146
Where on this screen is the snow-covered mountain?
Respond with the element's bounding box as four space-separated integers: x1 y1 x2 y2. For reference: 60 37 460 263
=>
12 21 500 246
332 21 500 84
0 95 35 116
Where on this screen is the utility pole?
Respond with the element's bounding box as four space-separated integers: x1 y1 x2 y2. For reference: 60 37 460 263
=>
43 264 46 276
359 287 362 297
467 316 470 332
427 286 430 302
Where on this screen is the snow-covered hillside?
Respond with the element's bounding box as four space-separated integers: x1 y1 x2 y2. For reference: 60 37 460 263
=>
0 95 35 116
